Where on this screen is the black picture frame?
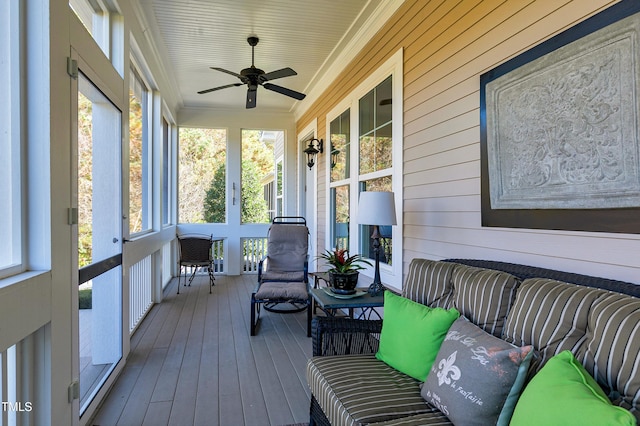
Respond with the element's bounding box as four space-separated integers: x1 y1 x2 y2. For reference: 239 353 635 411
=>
480 0 640 234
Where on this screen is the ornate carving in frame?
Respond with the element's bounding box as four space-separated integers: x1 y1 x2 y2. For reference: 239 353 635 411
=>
480 0 640 234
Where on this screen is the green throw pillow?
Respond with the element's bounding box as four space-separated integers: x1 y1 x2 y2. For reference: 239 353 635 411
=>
376 291 459 381
511 350 636 426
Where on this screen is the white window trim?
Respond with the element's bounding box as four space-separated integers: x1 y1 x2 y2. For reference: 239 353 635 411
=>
128 59 155 237
325 48 403 289
0 0 23 279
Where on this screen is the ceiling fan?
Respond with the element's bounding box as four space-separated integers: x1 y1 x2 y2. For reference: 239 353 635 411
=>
198 36 306 108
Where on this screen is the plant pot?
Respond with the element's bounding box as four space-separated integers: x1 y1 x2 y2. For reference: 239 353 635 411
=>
329 271 359 294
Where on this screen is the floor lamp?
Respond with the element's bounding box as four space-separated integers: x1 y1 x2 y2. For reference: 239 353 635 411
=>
356 191 397 296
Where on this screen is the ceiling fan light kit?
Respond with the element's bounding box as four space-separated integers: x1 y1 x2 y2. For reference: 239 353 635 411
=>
198 36 306 108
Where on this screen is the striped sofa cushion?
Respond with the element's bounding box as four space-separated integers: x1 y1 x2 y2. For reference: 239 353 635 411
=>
402 259 456 308
367 412 452 425
577 292 640 422
450 264 520 337
307 354 436 426
502 278 606 373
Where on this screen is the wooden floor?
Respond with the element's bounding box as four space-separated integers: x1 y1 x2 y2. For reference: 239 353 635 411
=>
90 274 313 426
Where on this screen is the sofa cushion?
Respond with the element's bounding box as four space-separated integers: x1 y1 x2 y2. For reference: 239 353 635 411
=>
366 412 452 425
501 278 607 374
307 354 438 426
402 259 456 308
450 264 520 337
511 350 636 426
421 316 534 426
577 292 640 422
376 291 460 381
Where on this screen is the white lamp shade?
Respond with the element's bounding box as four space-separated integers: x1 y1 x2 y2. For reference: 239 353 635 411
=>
357 191 397 226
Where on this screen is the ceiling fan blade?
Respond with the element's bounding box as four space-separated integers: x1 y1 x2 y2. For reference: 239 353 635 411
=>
260 67 297 82
263 83 306 101
246 87 257 108
197 83 243 94
210 67 244 80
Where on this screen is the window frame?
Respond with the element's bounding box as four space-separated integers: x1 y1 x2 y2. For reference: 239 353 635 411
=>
0 0 24 279
325 49 403 289
128 62 153 236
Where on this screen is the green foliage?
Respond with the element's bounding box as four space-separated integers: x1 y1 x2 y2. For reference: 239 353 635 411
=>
204 163 226 223
240 160 270 223
79 289 92 309
203 159 270 224
178 128 227 223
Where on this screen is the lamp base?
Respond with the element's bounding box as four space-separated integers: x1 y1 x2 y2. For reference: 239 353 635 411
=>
368 281 385 297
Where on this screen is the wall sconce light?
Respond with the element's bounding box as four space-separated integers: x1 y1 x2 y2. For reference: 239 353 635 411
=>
330 148 340 169
303 138 323 170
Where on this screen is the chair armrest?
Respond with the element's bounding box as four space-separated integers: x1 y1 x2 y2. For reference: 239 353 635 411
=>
312 316 383 357
258 256 269 280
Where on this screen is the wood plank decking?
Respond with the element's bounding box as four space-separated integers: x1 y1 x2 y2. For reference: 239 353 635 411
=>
90 274 314 426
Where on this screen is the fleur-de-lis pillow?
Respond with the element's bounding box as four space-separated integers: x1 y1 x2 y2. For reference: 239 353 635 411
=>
421 316 534 426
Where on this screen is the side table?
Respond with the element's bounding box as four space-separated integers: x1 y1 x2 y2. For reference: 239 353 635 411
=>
309 287 384 320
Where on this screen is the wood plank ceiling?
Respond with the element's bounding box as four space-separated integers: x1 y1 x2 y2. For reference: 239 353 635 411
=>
137 0 377 112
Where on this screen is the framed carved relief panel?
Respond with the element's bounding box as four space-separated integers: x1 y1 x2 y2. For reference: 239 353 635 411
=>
480 0 640 234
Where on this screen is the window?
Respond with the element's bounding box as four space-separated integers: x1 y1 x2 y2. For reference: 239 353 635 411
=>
69 0 110 59
325 50 402 287
358 77 394 265
178 127 227 223
0 0 22 277
329 109 351 249
241 130 280 224
330 109 351 182
359 76 393 175
162 118 170 225
129 66 151 234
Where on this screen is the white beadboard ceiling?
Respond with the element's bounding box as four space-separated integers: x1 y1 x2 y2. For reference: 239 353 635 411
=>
136 0 383 112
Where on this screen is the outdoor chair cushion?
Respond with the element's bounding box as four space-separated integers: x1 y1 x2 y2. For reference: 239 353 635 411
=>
265 224 308 271
254 281 308 301
259 270 306 282
401 259 456 309
307 354 436 426
366 412 452 425
577 292 640 422
502 278 606 375
450 264 520 337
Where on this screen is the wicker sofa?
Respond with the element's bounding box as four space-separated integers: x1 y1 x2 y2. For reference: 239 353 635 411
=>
307 258 640 425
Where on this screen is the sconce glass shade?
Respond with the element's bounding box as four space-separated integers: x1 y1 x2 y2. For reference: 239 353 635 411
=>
357 191 397 226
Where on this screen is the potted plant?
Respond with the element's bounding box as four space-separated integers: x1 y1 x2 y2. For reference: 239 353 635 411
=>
317 248 372 294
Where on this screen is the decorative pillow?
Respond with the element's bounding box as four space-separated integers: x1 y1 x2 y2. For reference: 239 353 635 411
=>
511 350 636 426
421 316 534 426
376 291 460 381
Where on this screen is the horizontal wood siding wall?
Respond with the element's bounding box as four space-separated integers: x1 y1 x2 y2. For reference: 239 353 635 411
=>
298 0 640 284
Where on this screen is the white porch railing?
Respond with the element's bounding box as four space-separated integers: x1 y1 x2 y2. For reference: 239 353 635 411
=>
129 255 153 334
241 237 268 273
1 327 45 426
